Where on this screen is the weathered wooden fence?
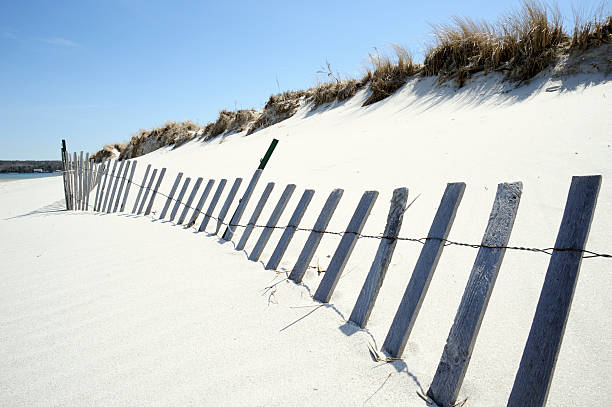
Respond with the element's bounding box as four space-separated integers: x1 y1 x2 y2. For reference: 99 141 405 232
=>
60 144 603 407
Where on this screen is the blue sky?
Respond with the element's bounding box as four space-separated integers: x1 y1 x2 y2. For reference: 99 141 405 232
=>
0 0 603 159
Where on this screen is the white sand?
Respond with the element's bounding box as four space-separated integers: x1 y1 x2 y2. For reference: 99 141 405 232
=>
1 70 611 406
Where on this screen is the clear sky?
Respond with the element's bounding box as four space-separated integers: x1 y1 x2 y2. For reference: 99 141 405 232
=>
0 0 604 159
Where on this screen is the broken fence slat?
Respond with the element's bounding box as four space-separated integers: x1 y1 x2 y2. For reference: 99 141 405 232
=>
186 179 214 228
427 182 523 407
199 179 227 232
248 184 296 262
382 182 465 358
313 190 379 303
349 187 409 328
145 168 166 216
170 177 191 222
222 169 262 241
236 182 275 251
215 178 243 234
120 160 137 212
289 188 344 283
178 177 203 225
132 164 151 214
265 189 315 270
160 173 183 219
507 175 601 407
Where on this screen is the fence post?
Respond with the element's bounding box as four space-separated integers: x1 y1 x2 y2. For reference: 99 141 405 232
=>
145 168 166 216
313 191 378 303
507 175 601 407
265 189 315 270
222 169 262 241
178 177 203 225
236 182 275 251
427 182 523 407
160 172 183 219
382 182 465 358
60 140 70 210
215 178 243 234
119 161 137 212
248 184 296 262
132 164 151 214
349 187 408 328
186 179 214 228
289 189 344 283
137 168 157 215
199 179 227 232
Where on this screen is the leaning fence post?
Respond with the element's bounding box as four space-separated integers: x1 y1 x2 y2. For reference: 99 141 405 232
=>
186 179 214 228
113 161 131 212
137 168 157 215
289 189 344 283
132 164 151 214
427 182 523 407
222 169 262 241
265 189 315 270
170 177 191 222
215 178 243 234
313 191 378 303
199 179 227 232
382 182 465 358
160 172 183 219
145 168 166 216
120 161 137 212
349 187 409 328
106 160 125 213
248 184 296 262
236 182 275 251
507 175 601 407
178 177 203 225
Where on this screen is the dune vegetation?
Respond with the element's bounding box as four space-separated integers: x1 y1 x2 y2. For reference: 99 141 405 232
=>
92 1 611 162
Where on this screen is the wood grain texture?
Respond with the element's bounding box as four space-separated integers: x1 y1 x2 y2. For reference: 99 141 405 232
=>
215 178 243 234
160 173 183 219
289 189 344 283
349 187 409 328
137 168 157 215
236 182 275 251
132 164 151 214
248 184 296 262
186 179 214 228
199 179 227 232
120 161 137 212
427 182 523 407
507 175 601 407
178 177 203 225
382 182 465 357
170 177 191 222
313 191 379 303
222 169 262 241
145 168 166 216
265 189 315 270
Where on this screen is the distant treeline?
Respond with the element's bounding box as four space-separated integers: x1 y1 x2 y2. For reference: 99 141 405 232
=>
0 160 63 173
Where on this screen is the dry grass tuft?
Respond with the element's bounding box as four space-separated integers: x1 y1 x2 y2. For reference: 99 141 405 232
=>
570 3 612 50
363 44 420 105
117 120 203 159
310 78 367 107
247 90 308 135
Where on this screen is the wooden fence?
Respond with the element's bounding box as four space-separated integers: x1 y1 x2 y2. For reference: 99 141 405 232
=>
60 147 602 407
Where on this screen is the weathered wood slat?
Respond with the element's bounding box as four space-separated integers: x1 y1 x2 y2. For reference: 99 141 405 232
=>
106 160 125 213
68 154 75 210
199 179 227 232
178 177 203 225
60 148 70 210
507 175 601 407
96 159 111 212
77 151 84 210
72 152 79 210
382 182 465 358
427 182 523 407
84 153 90 210
313 191 379 303
186 179 214 228
215 178 243 234
120 160 137 212
236 182 275 251
248 184 296 261
132 164 151 214
102 160 118 212
137 168 157 215
170 177 191 222
160 173 183 219
222 169 262 241
289 189 344 283
93 159 105 211
113 161 131 212
265 189 315 270
349 187 409 328
145 168 166 216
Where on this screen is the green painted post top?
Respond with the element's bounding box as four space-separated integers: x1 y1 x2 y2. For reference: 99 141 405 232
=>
258 138 279 170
